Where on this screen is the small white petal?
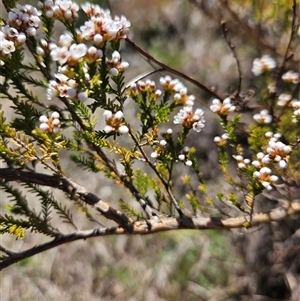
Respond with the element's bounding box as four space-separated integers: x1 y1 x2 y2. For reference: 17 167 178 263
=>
39 115 48 123
40 123 49 131
114 111 123 120
185 160 192 166
118 125 129 134
104 125 114 133
51 111 60 119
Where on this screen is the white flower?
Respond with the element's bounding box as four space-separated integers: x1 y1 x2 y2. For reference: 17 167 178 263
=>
112 50 121 62
103 110 128 134
178 154 185 161
253 110 272 124
7 4 41 37
174 87 195 106
109 68 119 76
151 152 158 158
50 46 70 65
78 91 88 102
51 111 60 119
166 128 173 134
253 166 278 190
252 55 276 76
277 93 293 107
292 101 300 121
0 39 15 55
282 70 299 84
103 110 113 120
79 5 130 43
39 111 60 133
114 111 123 120
174 106 205 132
53 0 79 21
185 160 192 166
69 43 87 61
159 140 167 146
118 125 129 134
264 140 291 168
210 97 236 115
104 125 114 133
159 76 184 92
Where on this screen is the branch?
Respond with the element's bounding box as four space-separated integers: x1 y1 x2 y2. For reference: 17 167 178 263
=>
189 0 299 66
221 21 242 95
1 200 300 270
125 38 224 101
0 168 134 232
128 129 185 216
58 97 155 218
275 0 298 88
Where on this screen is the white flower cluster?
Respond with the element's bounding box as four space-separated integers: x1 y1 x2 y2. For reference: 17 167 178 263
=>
50 32 103 66
103 110 129 134
174 106 205 132
213 133 228 146
253 109 272 124
38 0 79 21
128 80 162 101
234 155 251 169
253 167 279 190
39 111 60 133
174 87 195 107
151 139 167 159
79 3 130 45
292 101 300 122
150 76 206 133
7 4 41 36
47 73 87 101
252 132 291 169
178 153 192 166
160 75 185 93
277 93 294 107
210 97 236 116
251 55 276 76
106 50 129 76
282 70 300 84
0 4 41 64
233 132 291 190
177 146 192 166
51 42 88 65
35 33 57 58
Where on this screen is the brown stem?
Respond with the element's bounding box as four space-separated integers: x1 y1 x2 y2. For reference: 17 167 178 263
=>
1 201 300 270
0 168 134 232
125 38 224 101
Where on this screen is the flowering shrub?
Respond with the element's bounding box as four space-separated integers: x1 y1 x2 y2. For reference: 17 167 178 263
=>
0 0 299 273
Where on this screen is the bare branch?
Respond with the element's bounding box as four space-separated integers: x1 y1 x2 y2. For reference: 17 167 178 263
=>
275 0 298 87
125 38 224 101
0 168 134 232
128 129 185 217
221 21 242 95
1 200 300 270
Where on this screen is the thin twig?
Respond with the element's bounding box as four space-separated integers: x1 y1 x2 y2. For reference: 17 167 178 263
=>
58 97 154 218
221 20 242 96
128 129 184 216
275 0 298 89
219 0 283 58
125 38 224 101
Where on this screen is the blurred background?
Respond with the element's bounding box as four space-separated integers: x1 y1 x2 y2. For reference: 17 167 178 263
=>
1 0 300 300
